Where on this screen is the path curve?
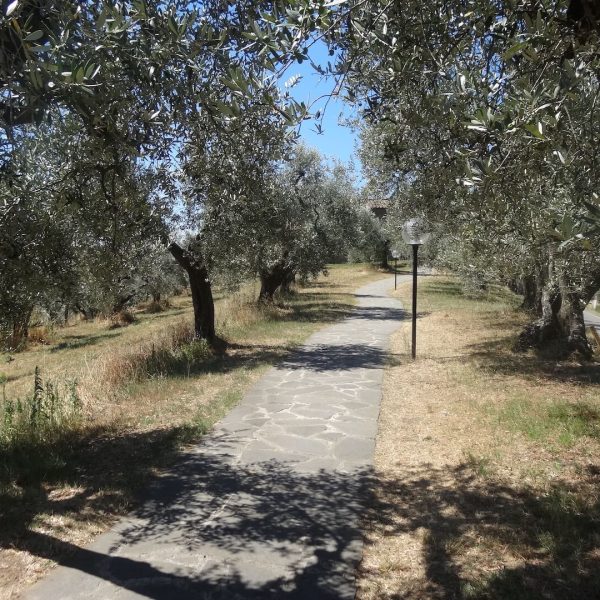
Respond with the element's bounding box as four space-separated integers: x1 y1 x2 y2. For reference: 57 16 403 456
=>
26 276 406 600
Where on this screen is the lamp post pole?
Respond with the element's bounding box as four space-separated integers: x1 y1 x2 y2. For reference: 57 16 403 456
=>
411 244 419 359
401 218 430 360
394 256 398 290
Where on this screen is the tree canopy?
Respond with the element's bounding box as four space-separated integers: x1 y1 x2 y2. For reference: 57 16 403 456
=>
2 0 600 356
332 0 600 356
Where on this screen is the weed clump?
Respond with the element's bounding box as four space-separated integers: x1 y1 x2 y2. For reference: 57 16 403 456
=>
98 321 214 388
145 299 172 314
0 366 81 449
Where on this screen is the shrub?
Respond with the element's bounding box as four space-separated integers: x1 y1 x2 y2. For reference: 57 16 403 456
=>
145 299 171 313
108 310 136 329
97 320 214 388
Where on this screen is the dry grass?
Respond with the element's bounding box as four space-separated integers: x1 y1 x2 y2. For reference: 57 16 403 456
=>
26 326 55 346
107 309 136 329
358 276 600 600
0 263 384 598
93 319 198 389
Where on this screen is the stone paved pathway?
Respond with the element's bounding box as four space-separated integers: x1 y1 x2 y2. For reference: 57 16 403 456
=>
26 276 406 600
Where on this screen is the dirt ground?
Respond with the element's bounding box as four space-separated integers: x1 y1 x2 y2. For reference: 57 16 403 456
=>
358 277 600 600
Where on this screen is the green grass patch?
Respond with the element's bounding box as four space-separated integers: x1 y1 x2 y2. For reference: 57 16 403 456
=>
499 396 600 448
421 279 521 313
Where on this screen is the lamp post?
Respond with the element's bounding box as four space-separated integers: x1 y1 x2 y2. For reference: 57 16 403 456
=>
401 219 430 359
391 250 399 289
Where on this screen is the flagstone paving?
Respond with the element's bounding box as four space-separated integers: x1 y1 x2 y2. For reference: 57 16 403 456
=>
26 275 407 600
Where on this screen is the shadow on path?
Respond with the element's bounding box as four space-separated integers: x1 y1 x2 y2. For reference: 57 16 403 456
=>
279 344 402 372
22 451 375 599
16 451 600 599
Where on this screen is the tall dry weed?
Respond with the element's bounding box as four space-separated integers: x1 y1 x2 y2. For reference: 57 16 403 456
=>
87 320 204 393
216 293 284 335
82 295 283 402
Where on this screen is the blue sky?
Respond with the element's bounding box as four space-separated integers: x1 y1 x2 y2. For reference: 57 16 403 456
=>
282 42 360 168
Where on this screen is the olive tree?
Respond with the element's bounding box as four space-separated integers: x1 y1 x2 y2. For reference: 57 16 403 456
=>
332 0 600 357
1 0 326 344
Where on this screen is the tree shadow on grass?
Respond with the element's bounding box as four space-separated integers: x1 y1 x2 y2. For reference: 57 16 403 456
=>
50 331 121 353
0 425 198 536
424 281 465 297
364 463 600 600
139 308 188 320
465 335 600 386
4 431 598 599
423 280 518 306
47 307 190 354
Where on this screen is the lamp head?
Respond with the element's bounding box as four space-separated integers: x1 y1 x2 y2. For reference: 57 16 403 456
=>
401 218 430 246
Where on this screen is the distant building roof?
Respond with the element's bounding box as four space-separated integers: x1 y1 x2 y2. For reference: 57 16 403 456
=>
366 199 389 220
365 199 390 210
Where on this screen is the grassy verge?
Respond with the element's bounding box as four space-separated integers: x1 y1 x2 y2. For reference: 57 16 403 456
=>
359 276 600 600
0 263 383 598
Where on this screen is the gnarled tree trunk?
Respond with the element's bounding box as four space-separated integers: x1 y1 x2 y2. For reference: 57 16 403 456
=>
556 271 593 358
519 274 543 313
259 262 288 302
515 278 562 352
167 241 215 343
515 259 595 359
9 305 33 350
379 240 390 269
111 293 135 315
280 269 296 295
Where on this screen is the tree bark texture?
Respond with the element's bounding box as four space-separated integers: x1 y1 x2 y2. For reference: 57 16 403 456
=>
258 262 295 302
515 260 595 359
280 269 296 295
167 241 215 342
259 263 287 302
519 274 543 313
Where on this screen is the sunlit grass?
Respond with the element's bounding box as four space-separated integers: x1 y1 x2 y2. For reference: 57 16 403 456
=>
0 263 384 597
359 275 600 600
499 397 600 448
